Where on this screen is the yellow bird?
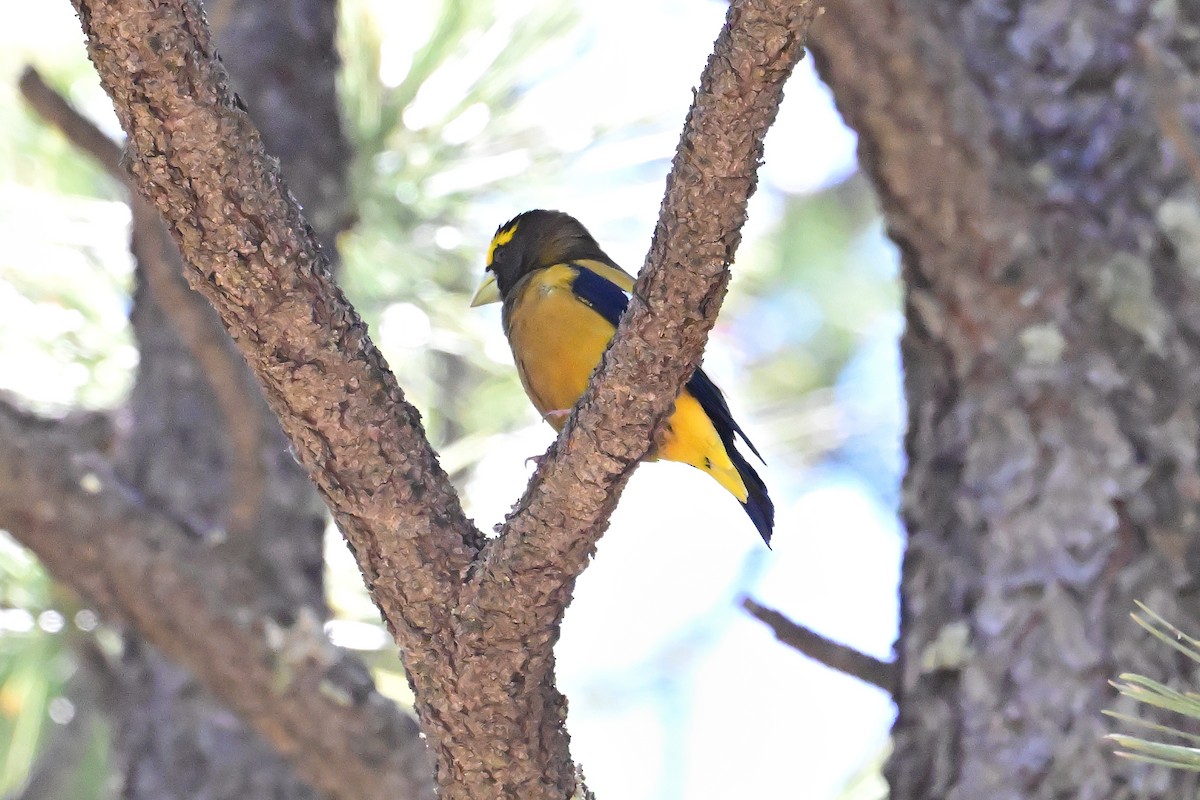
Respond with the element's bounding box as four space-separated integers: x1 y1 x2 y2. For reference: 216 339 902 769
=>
471 209 773 544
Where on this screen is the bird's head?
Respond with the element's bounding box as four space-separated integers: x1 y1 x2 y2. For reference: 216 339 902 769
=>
470 209 608 306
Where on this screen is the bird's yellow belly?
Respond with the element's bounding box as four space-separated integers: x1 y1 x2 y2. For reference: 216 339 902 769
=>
506 279 748 502
507 282 613 417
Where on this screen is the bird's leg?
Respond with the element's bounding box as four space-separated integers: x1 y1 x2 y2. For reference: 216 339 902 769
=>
524 409 573 468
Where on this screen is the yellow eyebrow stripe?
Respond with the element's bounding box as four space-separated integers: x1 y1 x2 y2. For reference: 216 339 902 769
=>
486 223 518 267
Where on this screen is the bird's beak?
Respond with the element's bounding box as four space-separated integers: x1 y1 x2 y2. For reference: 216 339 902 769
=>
469 273 501 307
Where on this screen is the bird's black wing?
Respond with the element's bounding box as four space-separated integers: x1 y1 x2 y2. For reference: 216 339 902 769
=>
571 262 773 541
571 263 764 455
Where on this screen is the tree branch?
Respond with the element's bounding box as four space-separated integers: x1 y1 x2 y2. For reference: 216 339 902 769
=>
743 597 897 694
19 66 266 541
481 0 819 594
69 0 481 614
17 66 123 178
0 399 433 800
66 0 821 795
66 2 489 792
454 2 820 789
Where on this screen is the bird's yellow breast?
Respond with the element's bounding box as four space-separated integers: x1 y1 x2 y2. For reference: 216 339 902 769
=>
502 263 748 502
504 264 614 418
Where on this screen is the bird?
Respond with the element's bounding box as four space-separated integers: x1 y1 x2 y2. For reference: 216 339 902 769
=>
470 209 774 544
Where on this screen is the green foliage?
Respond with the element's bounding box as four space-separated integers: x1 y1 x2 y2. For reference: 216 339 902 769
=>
0 18 126 798
0 213 134 409
0 44 134 411
734 177 899 472
338 0 583 452
0 65 115 200
1106 603 1200 770
0 535 52 792
0 533 100 797
745 179 894 390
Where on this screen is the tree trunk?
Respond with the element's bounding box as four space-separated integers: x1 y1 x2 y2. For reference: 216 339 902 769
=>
106 1 350 796
813 0 1200 797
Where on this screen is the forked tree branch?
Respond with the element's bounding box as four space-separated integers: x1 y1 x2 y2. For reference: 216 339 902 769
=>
455 3 820 789
0 399 433 800
64 0 821 795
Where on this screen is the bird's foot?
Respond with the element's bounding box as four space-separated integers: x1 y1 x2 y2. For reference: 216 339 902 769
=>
524 409 572 468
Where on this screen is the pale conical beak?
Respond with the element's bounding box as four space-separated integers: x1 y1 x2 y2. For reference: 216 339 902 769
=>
469 273 501 307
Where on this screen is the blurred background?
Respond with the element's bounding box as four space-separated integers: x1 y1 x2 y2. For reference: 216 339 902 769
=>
0 0 900 797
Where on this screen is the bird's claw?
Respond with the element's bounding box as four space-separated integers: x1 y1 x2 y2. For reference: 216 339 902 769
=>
524 409 572 468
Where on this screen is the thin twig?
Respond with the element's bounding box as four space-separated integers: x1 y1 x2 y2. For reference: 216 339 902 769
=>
18 66 265 541
17 67 123 180
742 597 897 694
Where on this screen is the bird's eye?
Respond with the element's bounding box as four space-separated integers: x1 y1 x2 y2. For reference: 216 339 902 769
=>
487 223 518 268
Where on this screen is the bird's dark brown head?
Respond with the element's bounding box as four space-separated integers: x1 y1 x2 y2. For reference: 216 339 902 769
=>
485 209 610 297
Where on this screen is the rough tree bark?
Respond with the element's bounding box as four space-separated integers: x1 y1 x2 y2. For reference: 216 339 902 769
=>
104 1 360 797
1 0 820 798
812 0 1200 797
0 398 431 800
8 1 431 799
12 63 432 800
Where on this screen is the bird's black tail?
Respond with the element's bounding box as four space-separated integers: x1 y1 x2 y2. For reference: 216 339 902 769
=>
730 445 774 547
686 368 775 546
